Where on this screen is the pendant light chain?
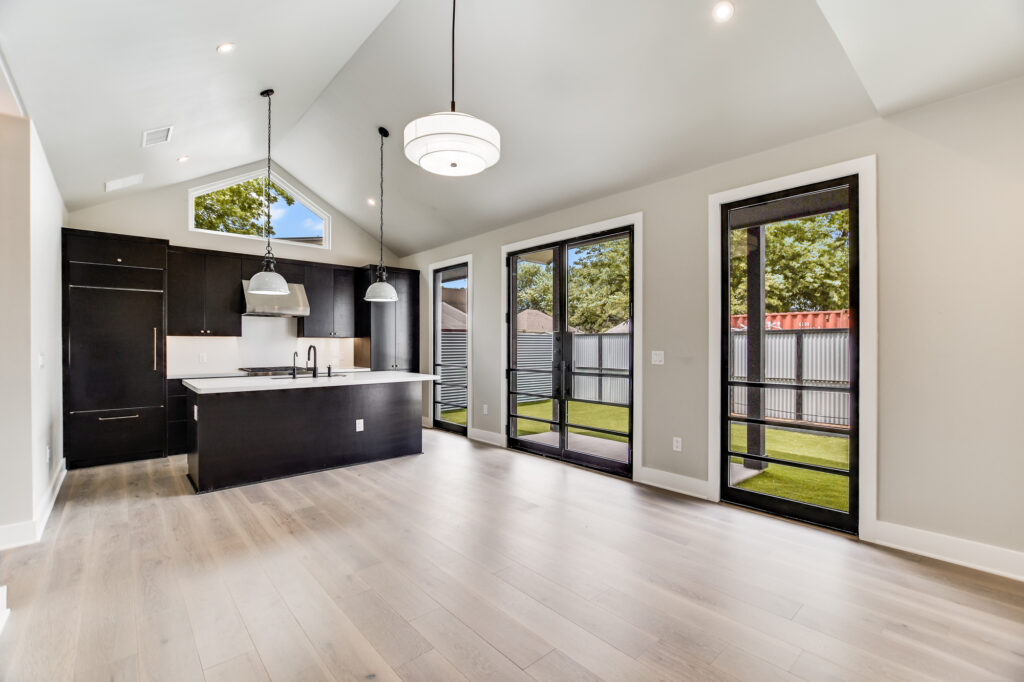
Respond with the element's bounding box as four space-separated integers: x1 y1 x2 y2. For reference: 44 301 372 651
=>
263 89 275 266
378 130 386 280
450 0 456 112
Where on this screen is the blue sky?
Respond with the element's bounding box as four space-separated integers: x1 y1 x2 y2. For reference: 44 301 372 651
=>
270 201 324 239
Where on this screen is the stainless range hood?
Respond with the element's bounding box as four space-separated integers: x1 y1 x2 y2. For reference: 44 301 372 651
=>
242 280 310 317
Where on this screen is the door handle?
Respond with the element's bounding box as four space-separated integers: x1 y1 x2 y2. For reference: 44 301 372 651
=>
99 414 140 421
153 327 158 370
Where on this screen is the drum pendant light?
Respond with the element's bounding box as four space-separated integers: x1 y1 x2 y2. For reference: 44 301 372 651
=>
247 88 290 295
365 127 399 302
403 0 500 177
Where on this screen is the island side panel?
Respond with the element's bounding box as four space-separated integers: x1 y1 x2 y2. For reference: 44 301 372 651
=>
188 381 422 492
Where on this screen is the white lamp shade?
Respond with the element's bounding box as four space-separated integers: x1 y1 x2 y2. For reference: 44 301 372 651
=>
248 270 290 295
404 111 500 176
364 280 399 302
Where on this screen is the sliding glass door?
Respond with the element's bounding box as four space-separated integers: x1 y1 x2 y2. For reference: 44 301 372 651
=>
722 176 859 533
433 263 469 435
507 228 633 477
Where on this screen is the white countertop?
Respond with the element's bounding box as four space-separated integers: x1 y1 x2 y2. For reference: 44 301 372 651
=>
183 371 439 395
168 371 249 380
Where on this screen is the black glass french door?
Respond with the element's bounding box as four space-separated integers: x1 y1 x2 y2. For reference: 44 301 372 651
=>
507 227 633 478
721 176 859 534
432 263 469 435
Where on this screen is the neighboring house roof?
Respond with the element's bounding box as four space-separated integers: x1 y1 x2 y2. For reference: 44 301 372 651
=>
516 309 581 333
440 302 467 331
604 320 630 334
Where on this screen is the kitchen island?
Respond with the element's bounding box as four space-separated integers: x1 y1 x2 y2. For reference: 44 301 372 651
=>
183 371 437 492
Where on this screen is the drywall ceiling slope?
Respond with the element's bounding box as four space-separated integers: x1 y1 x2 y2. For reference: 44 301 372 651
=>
275 0 877 256
0 45 23 116
0 0 399 211
817 0 1024 115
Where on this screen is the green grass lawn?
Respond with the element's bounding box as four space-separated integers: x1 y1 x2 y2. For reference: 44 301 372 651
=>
442 400 849 512
730 423 850 511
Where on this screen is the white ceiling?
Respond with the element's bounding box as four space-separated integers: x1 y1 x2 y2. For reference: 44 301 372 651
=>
2 0 1023 255
816 0 1024 115
0 0 399 210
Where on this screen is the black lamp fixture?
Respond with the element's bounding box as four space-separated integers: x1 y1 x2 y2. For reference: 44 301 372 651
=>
364 127 399 302
247 88 290 295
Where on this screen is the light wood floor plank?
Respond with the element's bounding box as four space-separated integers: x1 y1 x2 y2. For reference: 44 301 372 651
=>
2 430 1022 682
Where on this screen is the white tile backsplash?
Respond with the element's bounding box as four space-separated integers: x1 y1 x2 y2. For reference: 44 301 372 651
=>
167 317 360 376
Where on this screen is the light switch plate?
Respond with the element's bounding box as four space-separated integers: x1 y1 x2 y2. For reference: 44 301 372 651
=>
482 404 489 415
672 437 682 452
651 350 665 365
355 419 364 432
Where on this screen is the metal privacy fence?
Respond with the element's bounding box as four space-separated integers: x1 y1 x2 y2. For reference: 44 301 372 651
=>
730 329 851 426
438 331 468 408
514 333 630 405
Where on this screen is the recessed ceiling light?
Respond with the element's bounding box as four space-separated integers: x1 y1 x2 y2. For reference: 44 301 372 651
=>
217 42 235 54
367 197 376 206
177 155 190 163
712 0 735 22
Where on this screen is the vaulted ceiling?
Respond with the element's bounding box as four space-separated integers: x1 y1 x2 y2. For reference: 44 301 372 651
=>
2 0 1023 255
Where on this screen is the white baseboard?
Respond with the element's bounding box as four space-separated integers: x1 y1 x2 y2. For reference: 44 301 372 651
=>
634 466 713 500
865 520 1024 583
467 428 505 447
422 416 432 428
0 460 66 552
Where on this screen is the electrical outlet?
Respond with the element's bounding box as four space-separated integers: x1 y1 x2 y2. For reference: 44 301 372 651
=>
482 404 489 415
38 352 45 369
651 350 665 365
355 419 364 432
672 437 682 452
198 352 208 364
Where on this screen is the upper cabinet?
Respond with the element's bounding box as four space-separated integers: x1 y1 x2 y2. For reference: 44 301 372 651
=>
299 264 356 338
66 233 166 269
167 249 242 336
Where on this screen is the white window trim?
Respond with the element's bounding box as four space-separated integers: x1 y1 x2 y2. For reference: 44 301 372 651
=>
427 255 473 431
707 156 878 537
499 212 643 477
187 169 332 250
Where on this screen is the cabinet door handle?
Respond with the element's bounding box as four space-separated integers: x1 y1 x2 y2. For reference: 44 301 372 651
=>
99 414 140 421
153 327 158 370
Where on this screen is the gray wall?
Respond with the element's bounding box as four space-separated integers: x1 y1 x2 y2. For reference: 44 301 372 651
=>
401 77 1024 553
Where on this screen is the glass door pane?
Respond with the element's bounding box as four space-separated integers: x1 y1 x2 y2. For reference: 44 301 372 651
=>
509 248 561 451
564 234 632 467
723 177 858 533
433 264 469 434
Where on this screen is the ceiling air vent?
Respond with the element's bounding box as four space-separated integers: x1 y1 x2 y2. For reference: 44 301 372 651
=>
141 125 174 147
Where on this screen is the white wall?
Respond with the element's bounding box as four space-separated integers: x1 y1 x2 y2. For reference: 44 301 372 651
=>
0 113 34 534
401 77 1024 556
66 162 397 269
168 317 359 377
0 114 67 549
29 123 65 521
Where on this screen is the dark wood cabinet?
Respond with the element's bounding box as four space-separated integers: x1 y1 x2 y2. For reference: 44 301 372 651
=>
167 249 242 336
299 264 357 338
203 254 242 336
367 267 420 371
333 268 356 338
63 229 167 469
300 264 334 337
